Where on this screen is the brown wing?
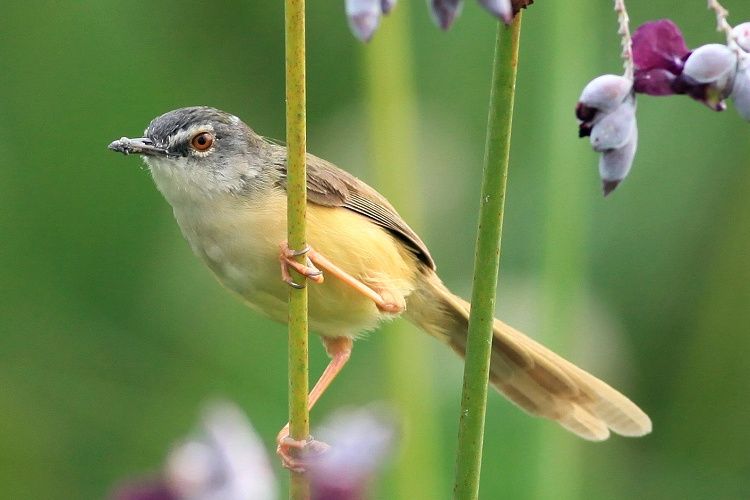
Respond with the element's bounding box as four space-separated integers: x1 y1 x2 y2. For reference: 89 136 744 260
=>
275 150 435 270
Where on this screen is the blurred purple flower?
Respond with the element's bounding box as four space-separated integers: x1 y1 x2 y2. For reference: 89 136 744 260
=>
111 402 277 500
429 0 464 31
345 0 520 41
308 407 397 500
346 0 385 42
111 402 398 500
632 19 738 111
112 479 177 500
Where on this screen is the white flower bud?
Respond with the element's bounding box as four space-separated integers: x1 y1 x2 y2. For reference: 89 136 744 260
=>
590 99 636 152
683 44 737 84
731 63 750 121
599 124 638 196
579 74 633 113
732 22 750 53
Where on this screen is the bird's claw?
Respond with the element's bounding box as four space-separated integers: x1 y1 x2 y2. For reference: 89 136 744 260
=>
276 435 330 473
279 242 325 288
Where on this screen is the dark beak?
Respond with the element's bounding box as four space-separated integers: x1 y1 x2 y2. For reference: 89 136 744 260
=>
108 136 170 157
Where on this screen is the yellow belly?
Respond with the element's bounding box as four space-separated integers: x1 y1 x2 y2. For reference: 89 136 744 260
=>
174 188 417 338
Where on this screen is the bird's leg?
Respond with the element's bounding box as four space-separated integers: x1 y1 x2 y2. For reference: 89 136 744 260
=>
313 249 405 314
276 336 353 472
278 241 403 313
279 242 324 289
306 248 403 313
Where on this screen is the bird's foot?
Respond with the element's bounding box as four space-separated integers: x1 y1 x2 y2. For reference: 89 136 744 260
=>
279 241 325 289
276 433 330 473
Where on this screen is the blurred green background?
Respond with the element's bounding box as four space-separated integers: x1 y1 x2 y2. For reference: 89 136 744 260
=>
2 1 749 498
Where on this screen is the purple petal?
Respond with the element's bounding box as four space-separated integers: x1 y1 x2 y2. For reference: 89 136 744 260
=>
346 0 382 42
632 19 690 74
167 403 278 500
381 0 397 15
429 0 464 30
634 68 677 95
110 479 177 500
579 122 593 138
575 102 597 123
309 408 397 500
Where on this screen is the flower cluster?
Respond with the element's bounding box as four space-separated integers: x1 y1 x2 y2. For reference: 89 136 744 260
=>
110 402 397 500
344 0 533 42
632 19 750 116
578 6 750 196
576 75 637 196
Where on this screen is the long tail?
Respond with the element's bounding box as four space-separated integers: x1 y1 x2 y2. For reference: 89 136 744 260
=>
404 271 651 441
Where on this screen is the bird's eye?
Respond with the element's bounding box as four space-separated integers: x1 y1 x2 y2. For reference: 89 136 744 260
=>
190 132 214 151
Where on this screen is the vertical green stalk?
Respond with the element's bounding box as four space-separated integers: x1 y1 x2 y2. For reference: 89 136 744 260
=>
362 3 442 499
453 14 522 499
284 0 309 498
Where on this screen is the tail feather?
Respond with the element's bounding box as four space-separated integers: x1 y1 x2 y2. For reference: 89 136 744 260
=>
405 271 652 440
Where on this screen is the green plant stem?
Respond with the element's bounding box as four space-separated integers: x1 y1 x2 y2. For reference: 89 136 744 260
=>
453 14 522 500
362 3 442 499
284 0 309 498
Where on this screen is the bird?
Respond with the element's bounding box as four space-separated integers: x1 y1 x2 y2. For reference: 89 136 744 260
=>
109 106 651 469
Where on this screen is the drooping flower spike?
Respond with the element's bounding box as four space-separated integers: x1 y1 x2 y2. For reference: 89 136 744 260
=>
578 1 750 196
576 75 638 196
576 1 639 196
344 0 533 42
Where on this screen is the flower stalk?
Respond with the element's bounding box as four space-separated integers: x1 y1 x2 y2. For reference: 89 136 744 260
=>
453 13 522 499
708 0 735 44
284 0 310 498
614 0 634 79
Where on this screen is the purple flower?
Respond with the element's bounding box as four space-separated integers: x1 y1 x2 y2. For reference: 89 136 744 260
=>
309 407 397 500
345 0 523 41
632 19 738 111
632 19 690 95
110 402 278 500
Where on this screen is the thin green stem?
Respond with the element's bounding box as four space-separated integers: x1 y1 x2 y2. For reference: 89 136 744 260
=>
453 14 522 500
284 0 309 498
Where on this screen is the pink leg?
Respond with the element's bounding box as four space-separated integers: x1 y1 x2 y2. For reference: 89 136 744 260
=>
278 242 404 314
276 337 353 472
